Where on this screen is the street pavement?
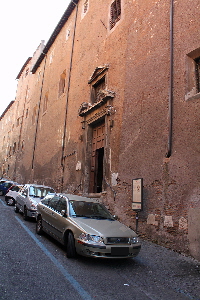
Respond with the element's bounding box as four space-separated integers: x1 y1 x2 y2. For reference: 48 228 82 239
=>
0 196 200 300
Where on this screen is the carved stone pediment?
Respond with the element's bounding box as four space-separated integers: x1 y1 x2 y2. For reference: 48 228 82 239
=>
88 65 109 84
78 89 115 117
78 102 92 115
96 89 115 102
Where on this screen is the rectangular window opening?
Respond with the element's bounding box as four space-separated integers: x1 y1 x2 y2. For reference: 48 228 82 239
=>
91 76 106 103
110 0 121 30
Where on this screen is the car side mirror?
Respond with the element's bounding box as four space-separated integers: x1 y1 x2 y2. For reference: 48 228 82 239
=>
61 210 67 217
113 215 118 220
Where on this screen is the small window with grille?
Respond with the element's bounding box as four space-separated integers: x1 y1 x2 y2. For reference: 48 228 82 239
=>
110 0 121 30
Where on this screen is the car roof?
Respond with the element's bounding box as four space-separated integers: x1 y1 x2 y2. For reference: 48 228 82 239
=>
3 181 18 184
60 193 100 203
24 184 54 189
0 178 9 181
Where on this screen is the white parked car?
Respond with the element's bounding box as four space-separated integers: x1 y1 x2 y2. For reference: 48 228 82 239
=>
5 184 24 206
15 184 55 220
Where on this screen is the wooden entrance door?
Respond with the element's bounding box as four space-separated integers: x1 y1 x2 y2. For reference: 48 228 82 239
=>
89 123 105 193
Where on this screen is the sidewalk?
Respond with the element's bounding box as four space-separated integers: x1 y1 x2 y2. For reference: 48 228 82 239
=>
134 238 200 300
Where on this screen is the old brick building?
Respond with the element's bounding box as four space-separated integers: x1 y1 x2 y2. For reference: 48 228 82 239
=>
1 0 200 260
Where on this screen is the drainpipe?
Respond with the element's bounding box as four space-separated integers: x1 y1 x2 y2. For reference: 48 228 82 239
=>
61 2 78 191
166 0 174 158
31 55 47 170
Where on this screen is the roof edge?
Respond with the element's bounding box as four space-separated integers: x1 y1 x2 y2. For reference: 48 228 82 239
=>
32 0 79 74
0 101 15 120
16 57 32 79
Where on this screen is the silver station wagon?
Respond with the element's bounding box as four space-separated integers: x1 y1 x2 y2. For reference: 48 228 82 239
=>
15 184 55 220
36 194 141 259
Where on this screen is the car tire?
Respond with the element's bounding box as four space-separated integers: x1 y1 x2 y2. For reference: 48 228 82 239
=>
66 232 76 258
6 197 14 206
14 204 19 213
36 217 43 235
23 207 28 221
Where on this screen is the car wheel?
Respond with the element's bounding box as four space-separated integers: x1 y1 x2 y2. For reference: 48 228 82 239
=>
23 207 28 220
36 217 43 235
7 198 14 206
66 232 76 258
14 204 19 213
0 191 3 196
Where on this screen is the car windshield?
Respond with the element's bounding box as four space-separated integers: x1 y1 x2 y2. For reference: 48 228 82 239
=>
29 187 54 198
69 200 114 220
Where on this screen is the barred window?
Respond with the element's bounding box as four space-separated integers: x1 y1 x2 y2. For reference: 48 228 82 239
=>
110 0 121 30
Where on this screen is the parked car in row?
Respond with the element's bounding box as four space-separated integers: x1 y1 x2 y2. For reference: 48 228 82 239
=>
5 184 24 206
0 181 18 196
0 178 10 185
15 184 55 220
36 193 141 259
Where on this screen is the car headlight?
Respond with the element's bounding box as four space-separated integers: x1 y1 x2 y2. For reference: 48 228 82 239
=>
30 201 37 209
131 237 139 244
79 233 104 245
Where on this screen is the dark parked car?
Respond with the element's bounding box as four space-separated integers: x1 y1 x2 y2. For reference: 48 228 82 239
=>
0 178 10 185
0 181 18 196
36 193 141 259
5 184 24 205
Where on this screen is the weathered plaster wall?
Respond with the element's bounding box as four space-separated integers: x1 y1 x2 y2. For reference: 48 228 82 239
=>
0 0 200 260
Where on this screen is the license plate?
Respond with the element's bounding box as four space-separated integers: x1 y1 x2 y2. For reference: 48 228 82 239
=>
111 247 129 256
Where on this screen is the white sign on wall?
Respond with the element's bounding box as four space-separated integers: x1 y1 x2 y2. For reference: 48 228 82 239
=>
132 178 143 211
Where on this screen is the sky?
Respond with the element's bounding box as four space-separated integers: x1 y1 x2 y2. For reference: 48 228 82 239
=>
0 0 71 116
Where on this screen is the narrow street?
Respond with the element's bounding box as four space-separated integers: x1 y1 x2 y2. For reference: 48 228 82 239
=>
1 196 200 300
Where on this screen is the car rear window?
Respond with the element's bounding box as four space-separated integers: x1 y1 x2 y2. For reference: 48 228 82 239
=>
29 186 54 198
